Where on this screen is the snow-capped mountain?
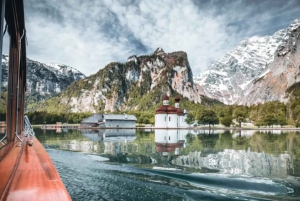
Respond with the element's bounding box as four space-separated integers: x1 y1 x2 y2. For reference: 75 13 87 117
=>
194 19 300 105
238 20 300 105
1 54 85 103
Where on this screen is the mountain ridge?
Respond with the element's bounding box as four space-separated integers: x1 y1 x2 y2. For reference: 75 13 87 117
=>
1 54 85 111
34 48 219 113
194 19 300 105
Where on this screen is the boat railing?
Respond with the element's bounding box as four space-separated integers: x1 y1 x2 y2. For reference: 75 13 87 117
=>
24 115 35 146
0 133 6 145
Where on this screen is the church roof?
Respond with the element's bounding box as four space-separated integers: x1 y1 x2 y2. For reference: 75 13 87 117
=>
155 142 184 152
175 96 180 102
104 114 137 121
176 108 184 116
156 105 177 114
162 94 169 100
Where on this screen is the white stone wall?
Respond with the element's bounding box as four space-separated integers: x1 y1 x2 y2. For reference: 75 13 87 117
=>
155 114 190 128
155 129 179 144
178 115 189 127
155 114 167 127
167 114 177 127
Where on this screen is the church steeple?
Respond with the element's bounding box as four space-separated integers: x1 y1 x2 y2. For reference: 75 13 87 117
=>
174 96 180 108
163 94 169 105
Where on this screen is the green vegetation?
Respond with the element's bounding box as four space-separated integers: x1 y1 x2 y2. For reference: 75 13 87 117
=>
23 96 300 127
220 115 233 127
26 111 92 124
0 92 7 121
233 107 247 127
185 113 195 125
197 109 218 128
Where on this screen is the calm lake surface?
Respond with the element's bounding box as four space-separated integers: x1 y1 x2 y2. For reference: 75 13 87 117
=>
35 128 300 201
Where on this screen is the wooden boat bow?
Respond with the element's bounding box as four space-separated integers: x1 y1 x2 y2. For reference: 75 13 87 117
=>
0 0 71 200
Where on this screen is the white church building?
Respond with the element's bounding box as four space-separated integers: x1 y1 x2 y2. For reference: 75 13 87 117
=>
155 95 189 128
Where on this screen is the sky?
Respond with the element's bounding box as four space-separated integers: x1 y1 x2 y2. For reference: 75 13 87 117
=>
3 0 300 76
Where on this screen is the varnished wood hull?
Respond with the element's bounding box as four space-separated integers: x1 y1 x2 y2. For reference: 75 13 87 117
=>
0 0 72 200
0 138 71 201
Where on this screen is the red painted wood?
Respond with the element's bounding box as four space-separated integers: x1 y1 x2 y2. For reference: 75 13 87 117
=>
0 138 71 201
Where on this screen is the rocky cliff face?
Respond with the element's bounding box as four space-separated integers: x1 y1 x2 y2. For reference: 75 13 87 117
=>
1 54 85 102
49 48 205 113
194 19 300 105
238 20 300 105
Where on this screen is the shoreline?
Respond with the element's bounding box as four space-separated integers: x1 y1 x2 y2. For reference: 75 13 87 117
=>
31 124 300 131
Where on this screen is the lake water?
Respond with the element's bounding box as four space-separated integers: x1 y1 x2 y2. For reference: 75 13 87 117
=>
35 128 300 201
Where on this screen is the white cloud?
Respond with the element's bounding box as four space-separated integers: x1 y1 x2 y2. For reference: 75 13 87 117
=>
14 0 300 76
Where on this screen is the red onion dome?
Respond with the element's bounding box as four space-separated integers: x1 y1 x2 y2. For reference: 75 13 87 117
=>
167 106 178 114
156 105 178 114
162 94 169 101
155 143 176 152
176 108 184 116
174 96 180 102
156 105 168 114
155 142 184 152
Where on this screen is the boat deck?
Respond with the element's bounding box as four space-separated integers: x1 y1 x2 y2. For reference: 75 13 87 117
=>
0 138 71 201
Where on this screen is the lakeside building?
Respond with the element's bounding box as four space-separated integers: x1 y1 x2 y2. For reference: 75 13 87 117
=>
80 114 104 128
155 95 189 128
103 114 137 128
80 113 137 128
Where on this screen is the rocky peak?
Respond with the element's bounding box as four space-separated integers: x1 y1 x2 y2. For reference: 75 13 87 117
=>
46 49 205 113
277 19 300 56
236 19 300 105
154 47 165 55
1 54 85 107
288 19 300 31
194 19 300 105
127 55 138 63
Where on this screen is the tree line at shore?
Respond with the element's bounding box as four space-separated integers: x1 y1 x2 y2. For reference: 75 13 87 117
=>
183 98 300 128
25 98 300 127
1 96 300 127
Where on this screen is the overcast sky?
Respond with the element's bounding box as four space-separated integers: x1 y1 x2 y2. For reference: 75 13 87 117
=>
3 0 300 76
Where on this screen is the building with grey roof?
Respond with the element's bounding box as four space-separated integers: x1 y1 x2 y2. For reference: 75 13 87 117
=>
80 114 104 128
80 113 137 128
103 114 137 128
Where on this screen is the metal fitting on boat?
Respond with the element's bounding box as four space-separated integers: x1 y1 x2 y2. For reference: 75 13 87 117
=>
28 140 33 146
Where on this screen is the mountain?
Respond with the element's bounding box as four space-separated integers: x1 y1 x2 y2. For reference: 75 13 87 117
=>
194 19 300 105
239 20 300 105
1 54 85 105
36 48 212 113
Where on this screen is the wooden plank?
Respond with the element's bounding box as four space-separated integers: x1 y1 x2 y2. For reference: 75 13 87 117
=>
0 142 22 198
0 138 71 201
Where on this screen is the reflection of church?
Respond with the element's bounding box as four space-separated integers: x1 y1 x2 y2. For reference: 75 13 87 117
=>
155 95 189 128
155 129 187 157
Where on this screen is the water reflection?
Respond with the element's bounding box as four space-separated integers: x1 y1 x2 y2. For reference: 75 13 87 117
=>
35 128 300 178
35 128 300 200
172 148 292 177
155 130 187 157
